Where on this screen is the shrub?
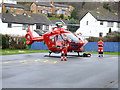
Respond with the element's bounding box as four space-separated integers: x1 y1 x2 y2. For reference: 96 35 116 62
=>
1 34 27 49
2 34 9 49
9 36 27 49
67 18 79 32
88 31 120 42
59 14 64 19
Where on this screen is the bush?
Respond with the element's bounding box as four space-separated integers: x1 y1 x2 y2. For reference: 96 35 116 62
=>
59 14 64 19
9 36 27 49
1 34 9 49
88 31 120 42
1 34 27 49
103 3 112 12
67 18 79 32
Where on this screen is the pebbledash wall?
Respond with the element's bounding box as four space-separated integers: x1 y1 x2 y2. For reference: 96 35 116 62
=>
30 42 119 52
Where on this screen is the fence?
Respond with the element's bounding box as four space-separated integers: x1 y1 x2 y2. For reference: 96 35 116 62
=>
30 42 119 52
30 42 48 50
83 42 119 52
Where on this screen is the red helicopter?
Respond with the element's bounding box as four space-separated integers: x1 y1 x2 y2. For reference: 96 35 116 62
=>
25 23 91 57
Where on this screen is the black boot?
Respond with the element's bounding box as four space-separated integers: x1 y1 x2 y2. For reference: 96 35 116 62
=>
64 59 67 61
61 59 63 61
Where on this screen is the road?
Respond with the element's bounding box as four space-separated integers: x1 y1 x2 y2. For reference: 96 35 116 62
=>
0 52 118 88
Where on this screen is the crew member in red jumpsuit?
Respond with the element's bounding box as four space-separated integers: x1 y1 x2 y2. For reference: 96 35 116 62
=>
98 40 104 57
61 38 70 61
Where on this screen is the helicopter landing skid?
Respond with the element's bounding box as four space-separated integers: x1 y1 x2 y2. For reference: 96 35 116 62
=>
44 52 91 58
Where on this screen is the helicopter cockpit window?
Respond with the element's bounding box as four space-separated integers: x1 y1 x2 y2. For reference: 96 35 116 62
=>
50 35 55 42
57 35 64 41
63 33 80 43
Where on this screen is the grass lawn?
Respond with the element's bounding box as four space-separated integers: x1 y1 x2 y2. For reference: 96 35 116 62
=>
0 49 119 55
48 17 59 20
83 51 120 55
0 49 50 55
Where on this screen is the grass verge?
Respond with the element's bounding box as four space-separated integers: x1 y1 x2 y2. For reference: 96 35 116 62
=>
0 49 50 55
83 51 120 55
0 49 119 55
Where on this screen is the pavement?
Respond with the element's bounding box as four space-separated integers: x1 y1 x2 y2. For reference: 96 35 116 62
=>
0 52 118 88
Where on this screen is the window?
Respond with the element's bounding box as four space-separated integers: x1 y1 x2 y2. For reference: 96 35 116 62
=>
8 23 12 28
6 7 10 9
107 22 114 27
41 10 48 14
48 7 51 9
43 6 46 8
37 6 40 8
86 21 88 25
62 10 68 15
22 24 26 30
117 23 120 28
100 21 103 25
20 8 23 11
14 8 17 10
45 25 49 30
36 24 41 29
56 7 59 8
56 9 62 14
99 32 103 37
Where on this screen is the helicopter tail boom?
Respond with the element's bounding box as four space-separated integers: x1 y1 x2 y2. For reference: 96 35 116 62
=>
25 27 44 45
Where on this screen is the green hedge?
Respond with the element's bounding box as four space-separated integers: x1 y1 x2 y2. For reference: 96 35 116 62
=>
1 34 27 49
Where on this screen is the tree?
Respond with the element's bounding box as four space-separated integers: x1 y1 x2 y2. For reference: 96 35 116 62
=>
103 3 112 12
82 2 85 8
67 18 79 32
70 9 79 20
6 10 10 14
59 14 64 19
2 34 9 49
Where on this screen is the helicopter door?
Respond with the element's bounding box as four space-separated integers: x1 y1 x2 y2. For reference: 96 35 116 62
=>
54 35 63 47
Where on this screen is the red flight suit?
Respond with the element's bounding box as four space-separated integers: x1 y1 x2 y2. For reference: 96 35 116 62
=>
98 41 104 57
61 40 70 61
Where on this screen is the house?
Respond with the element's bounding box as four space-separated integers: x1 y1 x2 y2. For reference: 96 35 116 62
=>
31 2 53 14
1 13 52 36
2 3 31 15
2 0 17 4
76 8 120 37
30 2 74 18
53 3 73 17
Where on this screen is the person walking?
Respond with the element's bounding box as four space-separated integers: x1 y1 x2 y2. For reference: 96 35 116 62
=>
98 40 104 57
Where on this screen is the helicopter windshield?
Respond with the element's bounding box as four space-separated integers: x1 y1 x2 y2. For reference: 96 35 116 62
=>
62 33 80 43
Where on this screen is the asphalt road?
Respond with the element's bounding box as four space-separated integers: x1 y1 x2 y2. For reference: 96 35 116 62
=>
1 52 118 88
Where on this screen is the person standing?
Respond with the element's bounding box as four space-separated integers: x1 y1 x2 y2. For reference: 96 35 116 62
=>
98 40 104 57
61 38 70 61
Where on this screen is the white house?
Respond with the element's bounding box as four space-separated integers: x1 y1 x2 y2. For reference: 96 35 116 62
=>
0 13 68 37
1 13 52 36
2 0 17 4
76 9 120 37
